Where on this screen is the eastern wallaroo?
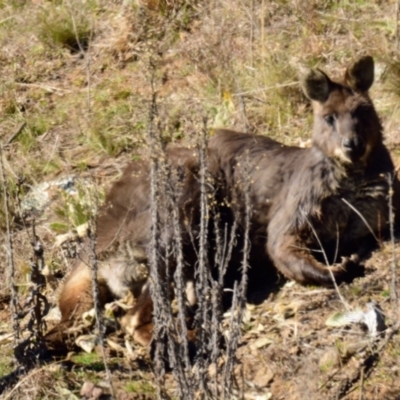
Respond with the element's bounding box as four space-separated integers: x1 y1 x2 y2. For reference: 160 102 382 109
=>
46 55 400 348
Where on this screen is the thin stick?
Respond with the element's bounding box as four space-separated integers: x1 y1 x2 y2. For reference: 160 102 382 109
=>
0 15 15 25
194 118 212 394
222 151 252 399
387 174 398 308
227 62 249 132
146 63 167 399
233 82 298 96
341 198 379 243
14 82 71 94
67 0 92 115
87 218 115 399
250 0 254 68
165 166 193 397
333 222 340 265
170 180 192 374
396 0 400 51
305 217 350 311
6 122 26 145
0 143 20 341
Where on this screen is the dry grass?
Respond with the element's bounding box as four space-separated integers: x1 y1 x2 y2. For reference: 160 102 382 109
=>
1 0 400 398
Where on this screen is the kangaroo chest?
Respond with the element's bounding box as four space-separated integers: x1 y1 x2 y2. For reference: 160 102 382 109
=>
316 174 389 242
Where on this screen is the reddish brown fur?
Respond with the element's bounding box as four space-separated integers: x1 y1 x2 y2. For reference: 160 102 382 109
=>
49 56 399 347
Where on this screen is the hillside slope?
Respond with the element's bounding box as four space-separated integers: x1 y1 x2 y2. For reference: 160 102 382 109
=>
1 1 400 399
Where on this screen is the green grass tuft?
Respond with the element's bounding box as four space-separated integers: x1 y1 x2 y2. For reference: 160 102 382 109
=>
36 1 94 52
124 380 156 395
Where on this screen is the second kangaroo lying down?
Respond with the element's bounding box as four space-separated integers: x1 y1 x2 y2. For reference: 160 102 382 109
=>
51 56 399 346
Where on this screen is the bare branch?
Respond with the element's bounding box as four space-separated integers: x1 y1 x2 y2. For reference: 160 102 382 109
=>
341 198 379 243
87 212 116 399
305 217 350 312
387 173 398 309
0 143 20 342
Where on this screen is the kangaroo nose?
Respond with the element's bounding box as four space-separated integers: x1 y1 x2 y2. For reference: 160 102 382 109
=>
342 137 358 150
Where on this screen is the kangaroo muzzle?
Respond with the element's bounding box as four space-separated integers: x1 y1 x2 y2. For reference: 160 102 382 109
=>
342 135 365 161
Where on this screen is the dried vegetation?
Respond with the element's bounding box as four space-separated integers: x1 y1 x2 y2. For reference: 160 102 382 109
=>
1 0 400 399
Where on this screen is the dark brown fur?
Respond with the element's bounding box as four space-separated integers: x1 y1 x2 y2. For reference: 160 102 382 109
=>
49 56 399 347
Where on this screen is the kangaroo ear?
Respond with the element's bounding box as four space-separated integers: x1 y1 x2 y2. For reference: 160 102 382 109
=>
344 56 374 92
300 68 331 102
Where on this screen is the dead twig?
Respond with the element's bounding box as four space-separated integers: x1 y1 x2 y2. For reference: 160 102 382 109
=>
305 216 350 312
359 367 364 400
14 82 71 94
66 0 93 115
222 150 251 400
87 216 116 399
233 81 298 96
387 173 398 308
0 143 20 341
341 198 379 244
396 0 400 51
13 223 49 365
146 60 169 400
5 122 26 145
193 117 213 396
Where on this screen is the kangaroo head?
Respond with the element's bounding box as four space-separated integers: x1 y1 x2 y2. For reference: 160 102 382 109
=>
301 56 382 164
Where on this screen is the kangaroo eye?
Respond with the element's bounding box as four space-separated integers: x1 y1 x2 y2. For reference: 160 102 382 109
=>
324 115 335 126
